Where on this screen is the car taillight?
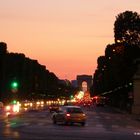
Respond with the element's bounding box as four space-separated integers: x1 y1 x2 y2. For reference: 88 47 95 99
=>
66 113 71 117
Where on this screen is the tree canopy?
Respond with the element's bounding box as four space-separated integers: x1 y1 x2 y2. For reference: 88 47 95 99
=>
91 10 140 97
114 10 140 47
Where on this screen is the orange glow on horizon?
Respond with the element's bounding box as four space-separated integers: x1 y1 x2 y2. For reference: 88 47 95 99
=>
0 0 140 80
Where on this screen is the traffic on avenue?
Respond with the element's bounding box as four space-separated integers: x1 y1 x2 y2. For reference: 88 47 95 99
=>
0 100 140 140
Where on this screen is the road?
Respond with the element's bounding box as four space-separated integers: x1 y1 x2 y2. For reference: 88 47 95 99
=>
0 106 140 140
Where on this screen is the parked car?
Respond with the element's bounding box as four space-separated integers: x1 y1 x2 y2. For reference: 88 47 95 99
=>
52 106 86 126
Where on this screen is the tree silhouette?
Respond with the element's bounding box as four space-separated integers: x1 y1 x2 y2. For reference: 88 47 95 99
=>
92 10 140 103
0 42 65 103
114 11 140 47
0 42 7 102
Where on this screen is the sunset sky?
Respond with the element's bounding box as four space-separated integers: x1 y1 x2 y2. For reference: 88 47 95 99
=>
0 0 140 80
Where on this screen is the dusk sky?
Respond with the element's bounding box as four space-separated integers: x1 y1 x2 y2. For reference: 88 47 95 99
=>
0 0 140 80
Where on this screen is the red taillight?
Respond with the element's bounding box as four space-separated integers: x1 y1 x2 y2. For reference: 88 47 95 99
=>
66 113 71 117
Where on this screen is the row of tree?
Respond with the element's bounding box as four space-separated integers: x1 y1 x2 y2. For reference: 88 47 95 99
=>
91 11 140 109
0 42 73 104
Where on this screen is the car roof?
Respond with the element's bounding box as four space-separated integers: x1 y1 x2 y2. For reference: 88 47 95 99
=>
63 105 81 109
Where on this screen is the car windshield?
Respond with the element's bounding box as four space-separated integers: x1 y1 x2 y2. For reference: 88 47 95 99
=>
67 108 83 113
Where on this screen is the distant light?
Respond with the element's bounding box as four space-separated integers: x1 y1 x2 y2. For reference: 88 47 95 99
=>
6 106 10 111
116 39 121 43
41 101 44 105
66 113 70 117
13 105 20 112
12 100 17 104
71 95 73 98
82 113 86 116
30 103 33 107
11 81 18 88
129 83 132 86
36 102 40 105
77 91 84 99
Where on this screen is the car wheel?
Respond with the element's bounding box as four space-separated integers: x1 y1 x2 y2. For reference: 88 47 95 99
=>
81 122 85 126
53 117 56 124
70 122 73 125
64 121 68 125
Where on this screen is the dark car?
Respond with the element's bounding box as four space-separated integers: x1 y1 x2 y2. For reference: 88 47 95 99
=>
49 104 60 113
52 106 86 126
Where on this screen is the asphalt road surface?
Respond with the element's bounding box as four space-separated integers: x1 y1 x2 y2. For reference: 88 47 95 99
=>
0 106 140 140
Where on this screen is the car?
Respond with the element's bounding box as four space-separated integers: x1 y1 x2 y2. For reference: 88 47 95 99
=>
4 104 20 117
83 101 92 108
52 106 86 126
95 96 106 106
49 104 60 113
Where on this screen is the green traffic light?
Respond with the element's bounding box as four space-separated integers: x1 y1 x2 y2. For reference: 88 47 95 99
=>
12 82 18 87
11 81 18 88
10 80 19 93
11 100 17 104
70 95 74 99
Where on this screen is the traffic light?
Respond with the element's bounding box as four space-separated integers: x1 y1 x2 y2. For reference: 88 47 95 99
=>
10 80 19 93
70 95 74 99
12 100 17 104
11 81 18 89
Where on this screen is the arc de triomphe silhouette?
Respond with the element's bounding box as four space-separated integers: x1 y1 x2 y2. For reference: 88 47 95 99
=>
76 75 92 92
